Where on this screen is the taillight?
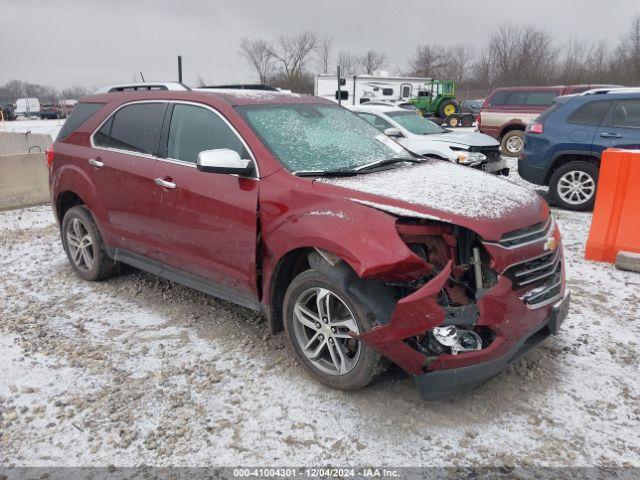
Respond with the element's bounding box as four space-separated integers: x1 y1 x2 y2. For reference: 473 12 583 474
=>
477 112 481 125
46 146 55 167
527 122 544 134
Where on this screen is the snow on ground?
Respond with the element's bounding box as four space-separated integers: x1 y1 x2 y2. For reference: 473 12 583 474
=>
0 119 64 138
0 162 639 470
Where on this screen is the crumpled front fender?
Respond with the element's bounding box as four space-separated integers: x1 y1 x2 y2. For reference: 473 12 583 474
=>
355 261 452 375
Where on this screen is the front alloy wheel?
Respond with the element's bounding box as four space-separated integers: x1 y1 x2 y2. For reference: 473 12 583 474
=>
292 287 361 376
283 269 383 391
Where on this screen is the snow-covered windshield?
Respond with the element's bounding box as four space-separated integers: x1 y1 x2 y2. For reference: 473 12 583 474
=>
386 111 446 135
238 103 407 173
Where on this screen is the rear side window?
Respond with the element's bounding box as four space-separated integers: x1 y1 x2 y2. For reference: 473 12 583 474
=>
56 103 103 140
489 90 558 107
167 104 248 163
96 103 166 155
612 99 640 128
568 100 612 126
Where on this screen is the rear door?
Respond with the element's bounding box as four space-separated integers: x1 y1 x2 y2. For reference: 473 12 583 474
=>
150 102 260 303
594 98 640 153
91 102 167 257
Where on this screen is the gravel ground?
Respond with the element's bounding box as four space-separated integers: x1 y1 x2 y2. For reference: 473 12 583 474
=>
1 168 639 469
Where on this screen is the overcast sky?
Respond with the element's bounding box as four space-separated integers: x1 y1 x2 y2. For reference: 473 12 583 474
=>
1 0 638 90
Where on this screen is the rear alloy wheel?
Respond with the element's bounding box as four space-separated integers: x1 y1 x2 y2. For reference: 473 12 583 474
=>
549 161 598 211
61 205 117 281
283 270 382 391
500 130 524 156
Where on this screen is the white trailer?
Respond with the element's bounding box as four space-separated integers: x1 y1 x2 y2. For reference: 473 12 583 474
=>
315 74 434 106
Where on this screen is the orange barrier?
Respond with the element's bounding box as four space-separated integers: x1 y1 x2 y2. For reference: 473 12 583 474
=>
585 149 640 263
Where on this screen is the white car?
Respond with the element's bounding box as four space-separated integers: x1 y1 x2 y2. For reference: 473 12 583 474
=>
349 104 509 175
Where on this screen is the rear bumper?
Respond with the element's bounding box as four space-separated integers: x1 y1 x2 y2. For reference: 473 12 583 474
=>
414 292 570 400
517 155 547 185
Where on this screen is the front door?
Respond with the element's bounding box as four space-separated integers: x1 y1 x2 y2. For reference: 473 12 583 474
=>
151 102 260 302
594 98 640 154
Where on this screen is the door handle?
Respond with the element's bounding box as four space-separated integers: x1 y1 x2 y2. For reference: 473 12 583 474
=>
600 132 622 139
155 177 177 189
88 158 104 168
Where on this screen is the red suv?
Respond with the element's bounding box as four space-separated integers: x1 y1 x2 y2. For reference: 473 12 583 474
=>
478 85 618 156
48 83 569 399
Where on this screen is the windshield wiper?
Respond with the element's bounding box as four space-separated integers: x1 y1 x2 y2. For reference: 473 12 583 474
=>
354 157 422 172
293 169 360 177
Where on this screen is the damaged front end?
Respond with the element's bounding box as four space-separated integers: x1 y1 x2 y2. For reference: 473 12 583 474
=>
351 217 569 400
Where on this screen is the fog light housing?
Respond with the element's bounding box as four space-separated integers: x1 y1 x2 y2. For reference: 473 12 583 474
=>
432 326 482 355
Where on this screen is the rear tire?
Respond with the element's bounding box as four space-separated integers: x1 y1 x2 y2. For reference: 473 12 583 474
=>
500 130 525 156
438 99 458 118
549 161 598 211
461 114 474 128
283 269 383 391
445 114 460 127
61 205 117 281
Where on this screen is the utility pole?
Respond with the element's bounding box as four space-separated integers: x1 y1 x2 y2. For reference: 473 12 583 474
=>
178 56 183 83
337 65 342 106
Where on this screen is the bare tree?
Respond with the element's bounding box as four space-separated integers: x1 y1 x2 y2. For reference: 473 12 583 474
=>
337 51 361 75
407 45 449 77
239 38 275 84
60 85 90 99
316 34 333 74
194 75 207 87
268 31 319 84
360 50 387 74
472 23 557 88
616 15 640 83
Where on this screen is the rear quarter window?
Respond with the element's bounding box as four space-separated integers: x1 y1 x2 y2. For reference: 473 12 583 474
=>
568 100 612 126
56 103 104 140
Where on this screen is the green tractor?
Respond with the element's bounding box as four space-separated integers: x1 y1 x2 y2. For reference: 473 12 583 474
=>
409 79 474 128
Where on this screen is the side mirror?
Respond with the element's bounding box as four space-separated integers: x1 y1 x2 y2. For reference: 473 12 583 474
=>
384 127 404 138
197 149 253 176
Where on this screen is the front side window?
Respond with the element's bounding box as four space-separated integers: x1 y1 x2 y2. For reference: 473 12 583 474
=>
612 99 640 128
238 103 406 172
167 104 247 163
568 100 612 126
386 111 446 135
98 103 166 155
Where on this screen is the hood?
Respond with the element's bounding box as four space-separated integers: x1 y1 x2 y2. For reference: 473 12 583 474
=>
424 131 499 148
314 159 548 241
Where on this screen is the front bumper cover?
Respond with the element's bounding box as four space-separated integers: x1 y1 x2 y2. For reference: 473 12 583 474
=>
415 292 570 400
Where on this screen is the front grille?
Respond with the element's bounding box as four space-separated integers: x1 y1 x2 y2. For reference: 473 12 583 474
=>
504 247 562 289
498 216 554 248
519 266 562 308
470 145 501 163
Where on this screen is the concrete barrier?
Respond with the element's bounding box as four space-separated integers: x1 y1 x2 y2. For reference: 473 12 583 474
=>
0 153 50 210
0 131 53 156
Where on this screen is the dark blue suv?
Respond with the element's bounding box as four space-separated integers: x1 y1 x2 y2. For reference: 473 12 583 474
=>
519 89 640 210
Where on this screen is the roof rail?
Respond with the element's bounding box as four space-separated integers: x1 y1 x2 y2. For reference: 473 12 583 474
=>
198 84 278 91
582 87 640 95
95 82 190 94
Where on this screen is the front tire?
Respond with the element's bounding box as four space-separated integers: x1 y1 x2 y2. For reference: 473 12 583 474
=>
283 270 383 391
61 205 117 281
549 161 598 211
500 130 524 156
